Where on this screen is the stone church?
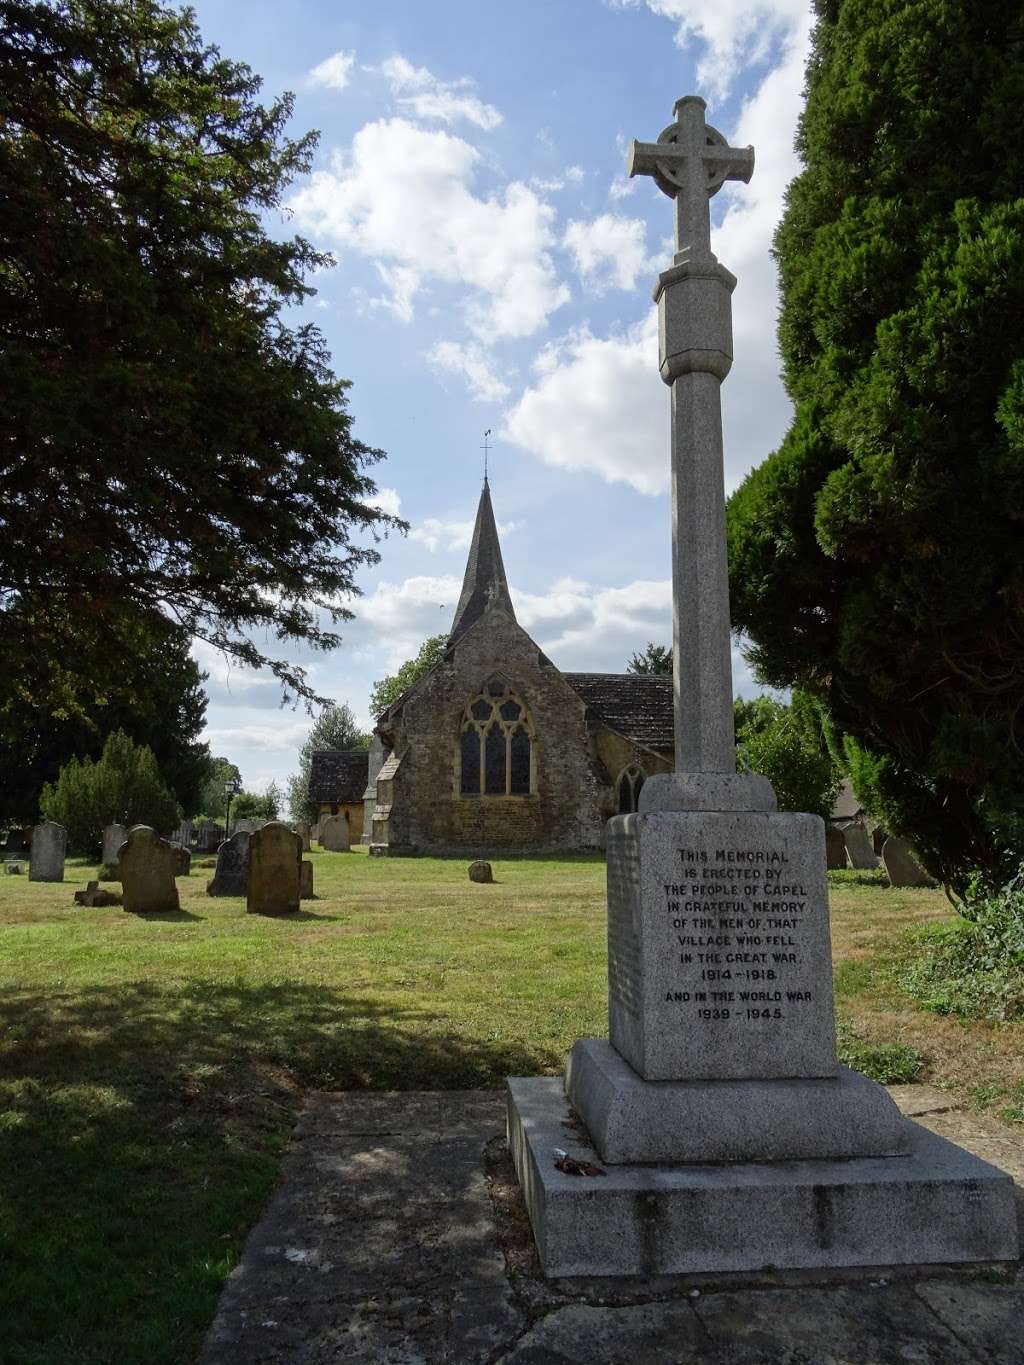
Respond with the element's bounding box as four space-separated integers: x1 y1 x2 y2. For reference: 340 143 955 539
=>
311 482 674 854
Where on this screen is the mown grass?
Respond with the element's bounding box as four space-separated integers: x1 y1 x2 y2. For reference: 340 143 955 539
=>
0 849 1020 1363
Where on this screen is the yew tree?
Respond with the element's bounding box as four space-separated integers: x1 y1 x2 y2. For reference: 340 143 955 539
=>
726 0 1024 896
1 0 396 719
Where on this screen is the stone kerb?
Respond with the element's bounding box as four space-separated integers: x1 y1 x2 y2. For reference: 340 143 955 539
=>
119 826 180 914
206 830 249 897
247 821 301 914
319 814 350 852
29 821 66 883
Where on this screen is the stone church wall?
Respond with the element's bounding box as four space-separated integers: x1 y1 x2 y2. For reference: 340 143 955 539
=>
382 611 609 855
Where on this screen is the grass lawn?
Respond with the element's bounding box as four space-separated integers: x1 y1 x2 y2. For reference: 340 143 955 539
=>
1 849 1021 1363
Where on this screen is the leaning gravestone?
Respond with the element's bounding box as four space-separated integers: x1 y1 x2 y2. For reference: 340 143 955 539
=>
102 823 128 868
882 836 934 888
319 814 350 852
29 821 66 883
246 822 301 914
206 830 250 896
825 826 847 870
842 823 879 869
119 826 179 914
506 94 1018 1277
300 859 313 900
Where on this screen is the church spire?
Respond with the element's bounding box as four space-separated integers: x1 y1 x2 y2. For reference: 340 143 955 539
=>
448 481 516 644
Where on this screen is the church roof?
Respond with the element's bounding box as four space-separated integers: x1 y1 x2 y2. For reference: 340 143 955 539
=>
448 481 516 644
309 748 370 804
564 672 675 751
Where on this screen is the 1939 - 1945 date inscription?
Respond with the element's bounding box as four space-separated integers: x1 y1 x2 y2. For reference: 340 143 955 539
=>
661 847 812 1024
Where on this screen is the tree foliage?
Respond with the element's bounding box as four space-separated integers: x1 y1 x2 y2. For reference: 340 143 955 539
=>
1 0 400 712
0 605 212 824
627 643 672 675
40 728 179 856
196 756 243 823
726 0 1024 897
369 635 448 719
286 703 368 825
231 781 280 825
734 694 841 822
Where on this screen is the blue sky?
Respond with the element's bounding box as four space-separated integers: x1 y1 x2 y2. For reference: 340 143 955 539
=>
187 0 813 796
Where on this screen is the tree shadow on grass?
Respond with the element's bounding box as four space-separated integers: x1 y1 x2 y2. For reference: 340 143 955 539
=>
0 980 556 1365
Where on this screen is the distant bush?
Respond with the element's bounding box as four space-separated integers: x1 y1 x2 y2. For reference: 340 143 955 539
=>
835 1020 924 1084
900 871 1024 1021
39 729 180 857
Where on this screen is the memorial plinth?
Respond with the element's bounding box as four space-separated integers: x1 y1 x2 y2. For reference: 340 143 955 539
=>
506 93 1019 1278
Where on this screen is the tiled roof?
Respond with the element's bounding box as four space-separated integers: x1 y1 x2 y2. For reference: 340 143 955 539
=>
564 672 675 751
309 749 370 804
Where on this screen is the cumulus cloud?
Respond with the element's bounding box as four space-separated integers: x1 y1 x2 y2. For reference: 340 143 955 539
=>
617 0 808 96
288 119 569 337
427 341 511 402
368 486 402 517
608 177 636 201
374 54 502 130
204 723 312 751
565 165 585 183
409 516 516 554
352 574 463 666
563 213 653 292
502 312 668 494
308 49 356 91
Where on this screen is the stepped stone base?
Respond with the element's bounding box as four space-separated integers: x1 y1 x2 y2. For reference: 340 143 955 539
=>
507 1077 1020 1279
566 1039 909 1164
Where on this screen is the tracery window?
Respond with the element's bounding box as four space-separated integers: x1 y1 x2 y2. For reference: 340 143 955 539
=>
617 765 646 814
459 678 534 796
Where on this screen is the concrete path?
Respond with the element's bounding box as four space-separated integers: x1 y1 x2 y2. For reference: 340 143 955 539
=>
200 1087 1023 1364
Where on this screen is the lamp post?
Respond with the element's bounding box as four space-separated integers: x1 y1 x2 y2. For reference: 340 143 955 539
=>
223 777 242 838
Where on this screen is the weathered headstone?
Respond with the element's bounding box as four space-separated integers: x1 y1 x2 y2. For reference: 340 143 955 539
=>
825 825 848 870
300 859 313 900
119 826 179 914
233 818 257 835
882 836 934 888
842 823 879 869
5 862 23 875
296 823 311 852
102 823 128 868
319 814 350 852
206 830 250 896
506 94 1018 1278
29 821 66 883
246 821 301 914
468 860 493 883
169 843 191 877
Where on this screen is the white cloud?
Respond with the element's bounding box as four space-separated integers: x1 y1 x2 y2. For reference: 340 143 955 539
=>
621 0 808 96
374 54 502 130
502 313 668 494
204 723 312 751
368 486 402 517
608 177 636 201
353 574 462 666
427 340 511 402
563 213 653 292
288 119 569 337
307 49 356 91
409 516 517 554
565 165 585 183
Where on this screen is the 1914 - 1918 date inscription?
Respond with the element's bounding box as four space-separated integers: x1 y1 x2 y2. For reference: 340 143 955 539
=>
661 846 812 1024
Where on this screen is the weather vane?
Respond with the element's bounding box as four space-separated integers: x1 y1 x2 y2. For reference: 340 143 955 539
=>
482 428 492 485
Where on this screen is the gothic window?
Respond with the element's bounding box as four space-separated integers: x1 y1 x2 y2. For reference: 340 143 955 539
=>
617 765 646 814
458 680 535 797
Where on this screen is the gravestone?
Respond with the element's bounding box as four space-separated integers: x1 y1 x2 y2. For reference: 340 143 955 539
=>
206 830 250 896
246 821 301 914
506 94 1018 1278
825 825 848 870
296 823 311 852
319 814 350 852
5 862 23 875
29 821 66 883
842 823 879 869
170 843 191 877
102 823 128 868
233 818 257 835
119 826 179 914
882 836 934 888
74 881 122 908
300 859 313 900
468 860 493 883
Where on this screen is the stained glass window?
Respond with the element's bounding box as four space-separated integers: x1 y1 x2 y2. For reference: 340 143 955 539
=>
510 726 531 794
616 765 646 814
458 683 534 797
618 772 633 814
500 700 521 722
461 726 480 795
484 723 505 794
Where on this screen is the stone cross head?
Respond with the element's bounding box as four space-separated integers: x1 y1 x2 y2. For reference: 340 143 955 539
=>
628 96 754 259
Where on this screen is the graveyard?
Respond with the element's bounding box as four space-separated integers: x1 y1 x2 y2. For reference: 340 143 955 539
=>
0 849 1020 1360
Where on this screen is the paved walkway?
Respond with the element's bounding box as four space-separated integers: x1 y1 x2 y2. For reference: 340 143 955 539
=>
200 1086 1023 1364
